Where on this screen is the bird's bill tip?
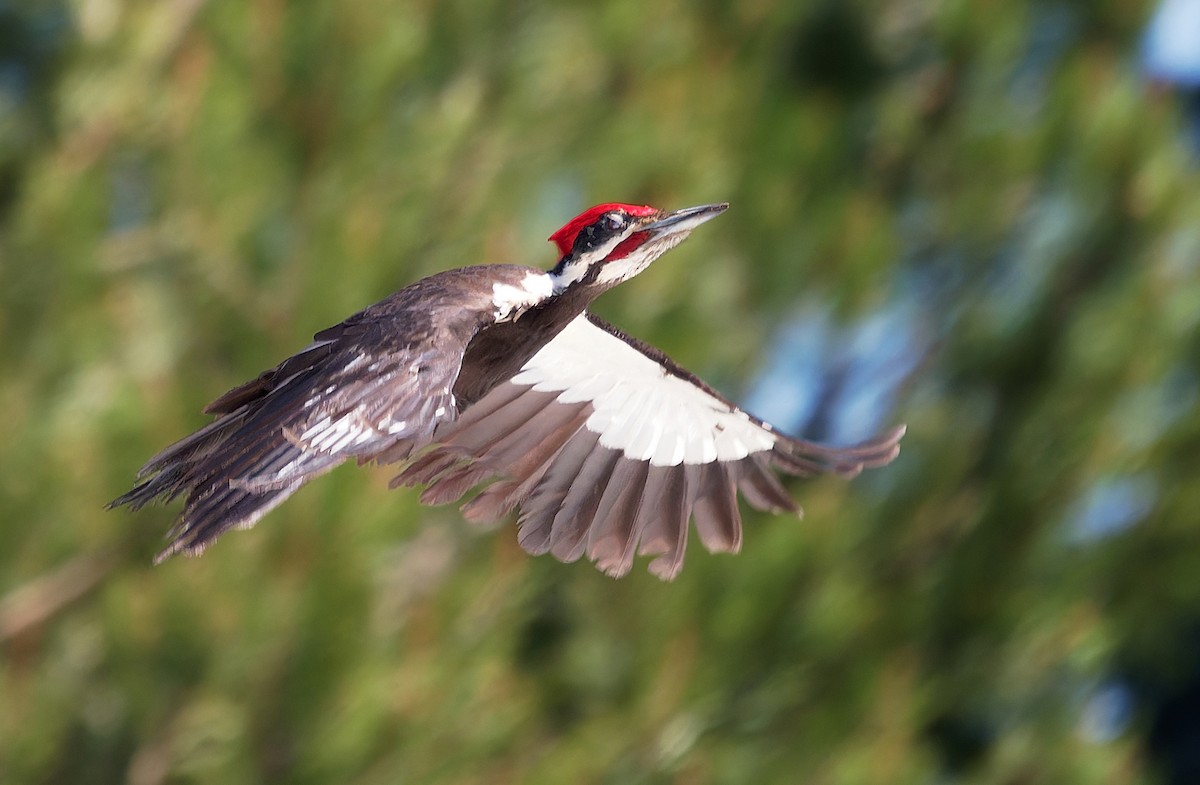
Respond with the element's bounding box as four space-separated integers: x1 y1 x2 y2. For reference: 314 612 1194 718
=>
688 201 730 215
641 202 729 235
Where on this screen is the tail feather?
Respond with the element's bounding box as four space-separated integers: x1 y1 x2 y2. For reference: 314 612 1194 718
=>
110 366 354 561
107 415 247 511
154 482 300 563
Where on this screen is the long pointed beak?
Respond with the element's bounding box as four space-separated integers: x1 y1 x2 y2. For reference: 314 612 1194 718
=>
640 202 729 237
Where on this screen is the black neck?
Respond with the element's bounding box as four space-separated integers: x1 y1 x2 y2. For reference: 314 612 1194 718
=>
453 285 597 408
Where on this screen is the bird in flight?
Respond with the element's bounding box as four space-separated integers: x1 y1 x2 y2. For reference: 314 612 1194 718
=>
111 202 904 579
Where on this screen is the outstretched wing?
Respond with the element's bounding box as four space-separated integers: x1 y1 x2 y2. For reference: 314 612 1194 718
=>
110 327 461 562
396 313 904 580
107 270 506 562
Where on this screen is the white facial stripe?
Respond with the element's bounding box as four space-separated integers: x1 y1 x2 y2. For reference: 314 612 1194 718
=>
492 272 555 321
593 233 686 286
548 205 724 292
547 222 646 291
512 316 776 466
548 259 587 291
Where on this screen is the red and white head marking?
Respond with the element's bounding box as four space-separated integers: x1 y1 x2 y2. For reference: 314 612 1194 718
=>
548 203 658 258
547 202 728 291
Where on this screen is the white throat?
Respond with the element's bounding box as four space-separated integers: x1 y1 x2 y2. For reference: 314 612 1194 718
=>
593 234 684 286
547 233 632 292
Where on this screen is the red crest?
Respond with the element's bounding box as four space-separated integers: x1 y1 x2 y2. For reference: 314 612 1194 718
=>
549 203 657 257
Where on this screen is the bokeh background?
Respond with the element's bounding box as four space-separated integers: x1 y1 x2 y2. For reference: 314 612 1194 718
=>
4 0 1200 783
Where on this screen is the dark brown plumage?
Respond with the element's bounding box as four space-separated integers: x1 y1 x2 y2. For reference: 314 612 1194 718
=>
111 202 904 578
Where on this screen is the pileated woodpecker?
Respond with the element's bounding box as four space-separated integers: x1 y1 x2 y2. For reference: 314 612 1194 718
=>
111 202 904 579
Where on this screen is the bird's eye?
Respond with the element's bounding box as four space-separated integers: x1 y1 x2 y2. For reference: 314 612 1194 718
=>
603 213 626 232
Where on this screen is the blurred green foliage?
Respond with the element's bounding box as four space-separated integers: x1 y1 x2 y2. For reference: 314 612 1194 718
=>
3 0 1200 783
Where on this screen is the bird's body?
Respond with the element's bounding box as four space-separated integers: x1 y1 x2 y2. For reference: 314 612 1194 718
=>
112 202 904 579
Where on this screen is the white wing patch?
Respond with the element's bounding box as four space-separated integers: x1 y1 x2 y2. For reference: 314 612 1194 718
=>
512 316 777 466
